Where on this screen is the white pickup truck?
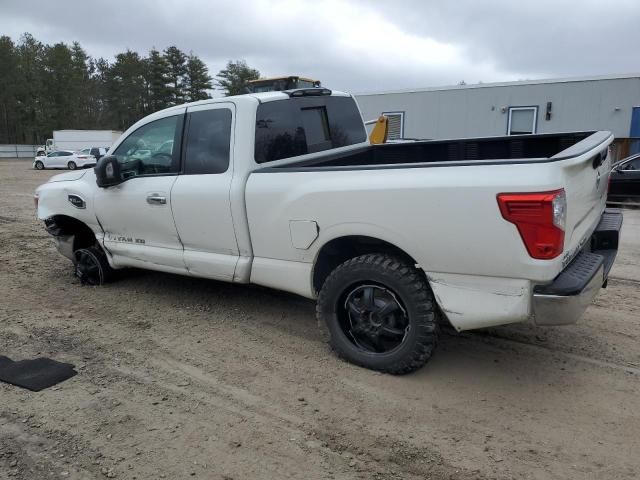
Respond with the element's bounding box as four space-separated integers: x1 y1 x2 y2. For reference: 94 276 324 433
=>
35 88 623 374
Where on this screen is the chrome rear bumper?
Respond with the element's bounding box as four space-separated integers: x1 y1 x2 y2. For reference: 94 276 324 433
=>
533 264 604 326
532 209 623 326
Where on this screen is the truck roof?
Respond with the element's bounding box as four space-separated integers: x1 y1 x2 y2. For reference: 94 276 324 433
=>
116 89 353 143
54 129 121 133
154 89 351 115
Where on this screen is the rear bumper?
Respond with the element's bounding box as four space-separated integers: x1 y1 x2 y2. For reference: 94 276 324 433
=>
532 208 623 326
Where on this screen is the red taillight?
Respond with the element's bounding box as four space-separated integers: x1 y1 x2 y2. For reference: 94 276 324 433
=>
497 189 566 260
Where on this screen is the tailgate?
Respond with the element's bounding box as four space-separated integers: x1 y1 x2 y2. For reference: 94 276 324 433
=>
553 131 613 266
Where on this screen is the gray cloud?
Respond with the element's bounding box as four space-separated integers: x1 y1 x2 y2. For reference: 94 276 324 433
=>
1 0 638 93
353 0 640 78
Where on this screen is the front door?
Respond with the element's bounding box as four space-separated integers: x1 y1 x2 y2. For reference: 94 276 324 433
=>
46 151 67 168
171 102 239 281
94 110 186 271
44 152 59 168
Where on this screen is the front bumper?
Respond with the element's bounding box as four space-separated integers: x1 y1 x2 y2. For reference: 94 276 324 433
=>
53 234 76 261
532 209 623 326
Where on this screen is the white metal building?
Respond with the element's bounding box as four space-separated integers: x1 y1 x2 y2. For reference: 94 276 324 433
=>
354 74 640 149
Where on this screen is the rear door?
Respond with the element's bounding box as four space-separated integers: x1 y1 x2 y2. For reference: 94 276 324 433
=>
44 152 59 168
61 151 74 168
51 151 71 168
94 110 186 270
171 102 239 281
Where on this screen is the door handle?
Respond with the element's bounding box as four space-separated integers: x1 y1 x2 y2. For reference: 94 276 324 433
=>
146 194 167 205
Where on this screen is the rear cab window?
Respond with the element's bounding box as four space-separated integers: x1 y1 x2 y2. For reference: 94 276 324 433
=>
254 95 366 163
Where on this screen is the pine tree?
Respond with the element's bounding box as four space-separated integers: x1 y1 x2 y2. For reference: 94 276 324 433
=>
42 42 77 133
0 33 218 141
164 46 187 105
16 33 46 144
107 50 147 130
0 36 19 143
146 48 173 111
91 57 111 127
215 59 260 96
184 54 213 102
70 42 91 127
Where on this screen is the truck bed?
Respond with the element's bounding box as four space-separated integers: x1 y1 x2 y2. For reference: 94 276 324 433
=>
247 129 613 326
260 131 595 170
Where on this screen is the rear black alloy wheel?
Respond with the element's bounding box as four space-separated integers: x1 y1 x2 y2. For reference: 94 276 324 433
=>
317 254 439 374
74 246 113 286
67 161 77 170
34 161 44 170
341 284 409 354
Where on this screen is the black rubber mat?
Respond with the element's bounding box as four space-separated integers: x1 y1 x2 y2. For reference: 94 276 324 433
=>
0 356 77 392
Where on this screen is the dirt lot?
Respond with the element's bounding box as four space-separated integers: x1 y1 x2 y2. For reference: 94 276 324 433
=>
0 158 639 480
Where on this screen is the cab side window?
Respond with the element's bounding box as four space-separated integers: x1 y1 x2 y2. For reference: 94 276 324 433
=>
112 115 182 177
183 109 232 174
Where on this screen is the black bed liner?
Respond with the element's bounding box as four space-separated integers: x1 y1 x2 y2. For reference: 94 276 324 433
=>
257 131 596 172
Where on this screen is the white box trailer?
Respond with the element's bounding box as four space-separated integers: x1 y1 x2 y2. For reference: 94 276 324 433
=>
42 130 122 154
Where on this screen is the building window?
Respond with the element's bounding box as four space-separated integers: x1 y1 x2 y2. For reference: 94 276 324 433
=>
382 112 405 140
507 107 538 135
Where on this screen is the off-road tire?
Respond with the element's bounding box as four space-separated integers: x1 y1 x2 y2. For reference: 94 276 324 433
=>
67 161 77 170
74 246 114 285
316 253 439 374
34 161 44 170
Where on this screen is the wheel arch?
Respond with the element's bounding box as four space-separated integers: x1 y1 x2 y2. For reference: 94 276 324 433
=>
312 235 422 294
44 214 98 252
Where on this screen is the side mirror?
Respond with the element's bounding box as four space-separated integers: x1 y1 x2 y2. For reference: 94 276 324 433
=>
94 156 123 188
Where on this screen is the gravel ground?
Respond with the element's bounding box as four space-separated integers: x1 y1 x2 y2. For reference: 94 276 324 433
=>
1 158 639 480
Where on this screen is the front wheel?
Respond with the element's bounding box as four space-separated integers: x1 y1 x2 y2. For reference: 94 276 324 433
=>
34 161 44 170
316 254 439 374
67 161 77 170
74 246 114 285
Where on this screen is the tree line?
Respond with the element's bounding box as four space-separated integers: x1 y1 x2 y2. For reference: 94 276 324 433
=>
0 34 260 145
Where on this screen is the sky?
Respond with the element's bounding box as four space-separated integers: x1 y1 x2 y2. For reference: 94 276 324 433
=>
1 0 639 94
